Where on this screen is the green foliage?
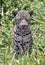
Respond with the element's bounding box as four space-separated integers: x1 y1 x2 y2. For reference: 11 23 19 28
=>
0 0 45 65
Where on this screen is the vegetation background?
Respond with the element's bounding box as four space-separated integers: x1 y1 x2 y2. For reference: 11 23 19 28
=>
0 0 45 65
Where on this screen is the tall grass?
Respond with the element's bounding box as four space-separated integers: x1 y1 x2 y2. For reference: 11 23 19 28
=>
0 0 45 65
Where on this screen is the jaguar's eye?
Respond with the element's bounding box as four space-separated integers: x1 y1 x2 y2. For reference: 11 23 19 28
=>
18 19 21 20
15 19 21 21
15 19 21 24
26 19 30 21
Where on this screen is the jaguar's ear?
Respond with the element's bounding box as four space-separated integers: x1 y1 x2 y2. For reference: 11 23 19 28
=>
12 11 18 17
29 10 33 16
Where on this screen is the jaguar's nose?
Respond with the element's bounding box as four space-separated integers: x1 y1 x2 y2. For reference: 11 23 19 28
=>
20 19 28 29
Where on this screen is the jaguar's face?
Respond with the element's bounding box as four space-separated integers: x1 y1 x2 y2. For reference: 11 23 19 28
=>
15 10 30 30
15 18 30 30
13 10 33 32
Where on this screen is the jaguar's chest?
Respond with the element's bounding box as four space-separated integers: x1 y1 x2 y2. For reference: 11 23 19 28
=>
14 26 31 44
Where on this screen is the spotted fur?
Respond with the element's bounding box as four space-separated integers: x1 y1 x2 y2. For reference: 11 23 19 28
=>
13 10 33 59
